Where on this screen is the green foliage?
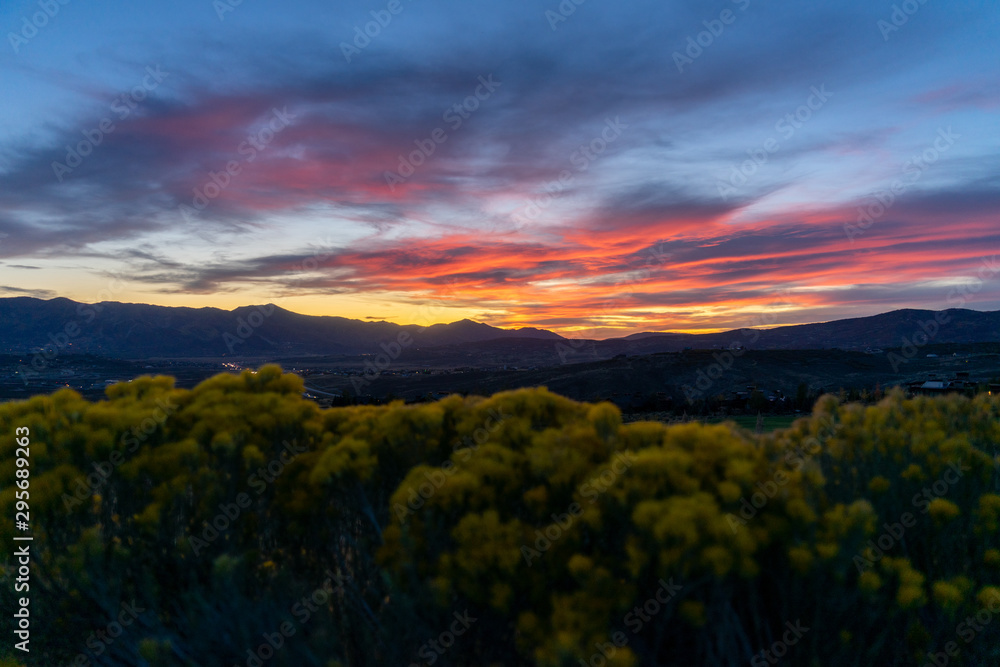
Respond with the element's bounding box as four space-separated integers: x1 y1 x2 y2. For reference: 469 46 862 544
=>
2 370 1000 666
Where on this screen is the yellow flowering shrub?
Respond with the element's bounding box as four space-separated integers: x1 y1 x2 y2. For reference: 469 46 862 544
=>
2 371 1000 666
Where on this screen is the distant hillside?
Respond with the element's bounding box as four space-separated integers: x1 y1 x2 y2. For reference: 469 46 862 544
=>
0 297 563 358
0 298 997 360
403 308 1000 366
600 308 1000 354
731 308 1000 350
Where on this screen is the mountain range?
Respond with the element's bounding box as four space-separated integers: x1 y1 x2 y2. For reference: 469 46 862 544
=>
1 297 998 360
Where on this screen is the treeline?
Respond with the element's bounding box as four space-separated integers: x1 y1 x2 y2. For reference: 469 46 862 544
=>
2 366 1000 666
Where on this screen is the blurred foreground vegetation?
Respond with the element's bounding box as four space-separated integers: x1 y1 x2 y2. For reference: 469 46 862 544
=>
2 366 1000 666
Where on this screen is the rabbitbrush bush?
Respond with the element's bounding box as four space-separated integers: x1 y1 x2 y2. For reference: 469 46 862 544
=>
1 366 999 666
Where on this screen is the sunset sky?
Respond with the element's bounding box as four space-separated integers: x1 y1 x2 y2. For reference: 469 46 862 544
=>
0 0 998 337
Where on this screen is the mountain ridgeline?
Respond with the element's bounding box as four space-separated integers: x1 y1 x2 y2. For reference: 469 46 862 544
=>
1 297 999 359
0 297 561 358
